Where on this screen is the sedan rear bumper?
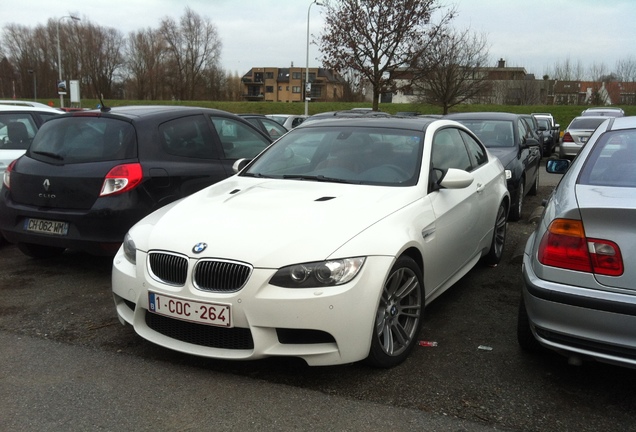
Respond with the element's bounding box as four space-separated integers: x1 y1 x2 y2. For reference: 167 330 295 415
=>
522 252 636 368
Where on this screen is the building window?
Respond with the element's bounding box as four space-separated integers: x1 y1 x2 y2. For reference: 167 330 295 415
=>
266 72 274 79
265 86 274 93
286 86 289 91
278 86 282 91
292 86 301 93
292 72 302 80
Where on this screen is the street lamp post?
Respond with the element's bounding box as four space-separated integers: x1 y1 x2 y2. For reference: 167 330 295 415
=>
305 1 322 116
28 69 36 100
57 15 80 108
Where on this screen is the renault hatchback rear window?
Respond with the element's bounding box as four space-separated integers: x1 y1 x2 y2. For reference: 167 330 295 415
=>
29 117 137 163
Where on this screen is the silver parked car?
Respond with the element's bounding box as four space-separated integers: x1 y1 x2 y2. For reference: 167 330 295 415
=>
559 115 607 158
518 115 636 368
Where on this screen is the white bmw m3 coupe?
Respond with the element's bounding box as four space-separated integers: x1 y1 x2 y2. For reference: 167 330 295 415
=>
112 116 509 367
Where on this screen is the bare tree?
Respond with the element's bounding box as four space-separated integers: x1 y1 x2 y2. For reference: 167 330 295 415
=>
70 21 125 99
160 7 222 100
318 0 454 111
125 28 167 100
588 61 609 82
615 57 636 82
412 27 489 113
550 57 585 81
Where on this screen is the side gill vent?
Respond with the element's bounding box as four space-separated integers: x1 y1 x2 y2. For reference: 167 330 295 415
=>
229 189 241 194
315 196 336 202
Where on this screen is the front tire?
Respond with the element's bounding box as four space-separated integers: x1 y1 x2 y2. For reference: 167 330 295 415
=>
365 256 423 368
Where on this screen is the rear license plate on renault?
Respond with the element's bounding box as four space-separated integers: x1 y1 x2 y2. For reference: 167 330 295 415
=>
24 218 69 235
148 292 232 327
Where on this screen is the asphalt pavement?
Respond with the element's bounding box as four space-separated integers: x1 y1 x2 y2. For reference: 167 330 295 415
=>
1 331 504 431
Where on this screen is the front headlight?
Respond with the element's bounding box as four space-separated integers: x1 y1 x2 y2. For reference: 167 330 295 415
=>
270 257 366 288
122 232 137 264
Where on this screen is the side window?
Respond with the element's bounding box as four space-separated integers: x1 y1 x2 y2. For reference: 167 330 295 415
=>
460 130 488 168
261 119 287 138
518 119 530 142
0 113 38 150
431 128 472 172
210 116 271 159
160 115 218 159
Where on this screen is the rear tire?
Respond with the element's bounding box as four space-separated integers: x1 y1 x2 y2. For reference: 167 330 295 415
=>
528 170 539 196
365 256 423 368
509 178 524 221
482 201 507 266
17 242 65 259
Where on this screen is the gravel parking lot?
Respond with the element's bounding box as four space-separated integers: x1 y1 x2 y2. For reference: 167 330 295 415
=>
1 161 635 431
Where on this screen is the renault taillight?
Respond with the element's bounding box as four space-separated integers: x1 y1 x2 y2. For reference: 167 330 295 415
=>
100 163 143 196
3 159 17 189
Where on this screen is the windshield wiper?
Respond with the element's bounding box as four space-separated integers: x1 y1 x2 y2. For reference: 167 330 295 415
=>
31 150 64 160
282 174 360 184
241 172 273 178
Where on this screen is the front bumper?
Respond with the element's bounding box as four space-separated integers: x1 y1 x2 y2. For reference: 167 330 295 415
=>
522 251 636 368
112 248 394 366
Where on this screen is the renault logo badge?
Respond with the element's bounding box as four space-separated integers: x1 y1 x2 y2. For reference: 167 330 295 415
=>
192 242 207 253
43 179 50 191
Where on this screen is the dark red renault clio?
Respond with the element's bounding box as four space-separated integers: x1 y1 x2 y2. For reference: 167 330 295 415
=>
0 105 272 257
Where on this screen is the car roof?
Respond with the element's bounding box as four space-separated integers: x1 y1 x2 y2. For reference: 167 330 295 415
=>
0 105 62 114
606 116 636 131
0 100 57 109
296 115 441 132
71 105 239 120
444 112 519 121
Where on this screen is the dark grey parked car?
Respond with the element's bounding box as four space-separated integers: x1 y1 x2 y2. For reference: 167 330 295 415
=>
445 112 541 221
0 105 272 257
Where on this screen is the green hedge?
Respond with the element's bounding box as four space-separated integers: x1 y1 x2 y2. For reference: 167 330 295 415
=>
50 99 636 132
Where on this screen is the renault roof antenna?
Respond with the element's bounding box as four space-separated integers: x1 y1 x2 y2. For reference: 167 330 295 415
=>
99 93 111 112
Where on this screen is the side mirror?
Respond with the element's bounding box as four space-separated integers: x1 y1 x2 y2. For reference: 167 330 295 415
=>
439 168 475 189
546 159 569 174
232 158 251 174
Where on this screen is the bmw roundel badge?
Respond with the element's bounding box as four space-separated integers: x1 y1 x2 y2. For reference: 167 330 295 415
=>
192 242 208 254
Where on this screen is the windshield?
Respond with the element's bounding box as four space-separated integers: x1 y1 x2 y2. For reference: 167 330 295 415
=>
454 120 514 147
242 126 423 186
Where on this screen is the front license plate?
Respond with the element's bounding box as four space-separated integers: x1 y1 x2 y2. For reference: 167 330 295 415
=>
24 218 69 236
148 292 232 327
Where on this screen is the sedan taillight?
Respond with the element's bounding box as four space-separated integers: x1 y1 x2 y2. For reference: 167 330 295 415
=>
538 219 623 276
3 159 17 189
100 163 143 196
562 132 574 143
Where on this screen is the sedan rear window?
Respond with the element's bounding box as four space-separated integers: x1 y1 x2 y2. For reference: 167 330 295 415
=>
579 130 636 187
569 118 607 130
29 117 137 164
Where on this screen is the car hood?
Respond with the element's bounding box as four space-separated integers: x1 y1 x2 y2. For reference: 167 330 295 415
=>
136 178 416 268
485 147 517 169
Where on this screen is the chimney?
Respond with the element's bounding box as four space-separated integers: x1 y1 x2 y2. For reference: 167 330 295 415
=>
498 58 506 68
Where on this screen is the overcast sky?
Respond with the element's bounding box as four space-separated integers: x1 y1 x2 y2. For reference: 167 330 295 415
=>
2 0 635 78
